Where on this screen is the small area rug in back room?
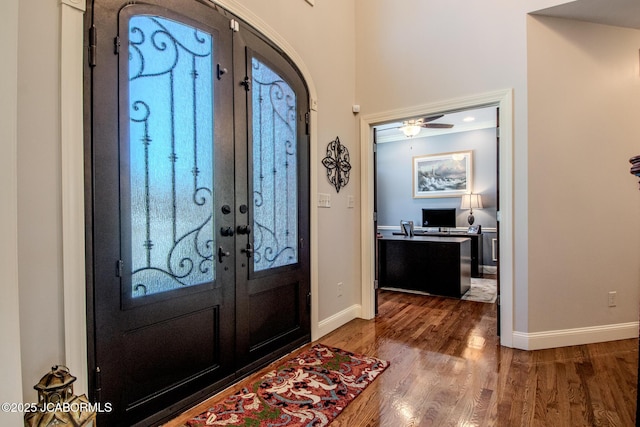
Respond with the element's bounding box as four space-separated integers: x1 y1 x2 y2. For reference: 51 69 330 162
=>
462 278 497 303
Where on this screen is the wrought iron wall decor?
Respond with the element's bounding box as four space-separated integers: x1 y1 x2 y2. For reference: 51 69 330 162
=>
322 136 351 193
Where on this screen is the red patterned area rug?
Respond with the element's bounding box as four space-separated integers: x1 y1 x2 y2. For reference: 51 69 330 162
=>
184 344 389 426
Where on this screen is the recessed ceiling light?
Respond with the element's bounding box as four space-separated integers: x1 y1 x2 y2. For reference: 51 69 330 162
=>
463 116 475 122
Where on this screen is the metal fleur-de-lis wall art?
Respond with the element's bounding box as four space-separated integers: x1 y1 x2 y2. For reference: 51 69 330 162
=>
322 136 352 193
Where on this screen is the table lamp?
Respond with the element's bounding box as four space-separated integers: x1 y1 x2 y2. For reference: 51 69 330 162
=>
460 193 483 225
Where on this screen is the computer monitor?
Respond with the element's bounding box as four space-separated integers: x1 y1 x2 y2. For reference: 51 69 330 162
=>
421 208 456 229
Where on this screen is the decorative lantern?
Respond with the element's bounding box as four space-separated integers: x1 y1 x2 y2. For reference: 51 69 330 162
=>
34 365 76 406
24 365 97 426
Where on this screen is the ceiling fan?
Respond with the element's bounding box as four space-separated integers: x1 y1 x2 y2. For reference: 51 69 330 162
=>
400 114 454 137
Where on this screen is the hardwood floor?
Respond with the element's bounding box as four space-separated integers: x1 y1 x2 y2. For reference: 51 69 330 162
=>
165 290 638 426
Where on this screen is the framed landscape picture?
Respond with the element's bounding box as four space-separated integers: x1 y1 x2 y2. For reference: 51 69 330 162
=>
413 151 472 198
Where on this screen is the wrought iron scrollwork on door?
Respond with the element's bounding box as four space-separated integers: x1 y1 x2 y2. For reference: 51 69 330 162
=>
127 16 215 298
322 136 351 193
251 58 298 271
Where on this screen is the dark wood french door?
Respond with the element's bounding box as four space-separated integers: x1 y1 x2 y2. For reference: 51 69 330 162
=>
233 32 311 376
85 1 310 425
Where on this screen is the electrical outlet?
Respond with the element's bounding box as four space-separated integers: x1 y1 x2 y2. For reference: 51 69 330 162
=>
337 282 343 297
608 291 617 307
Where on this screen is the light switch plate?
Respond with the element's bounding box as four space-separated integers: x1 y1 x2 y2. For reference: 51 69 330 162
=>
318 193 331 208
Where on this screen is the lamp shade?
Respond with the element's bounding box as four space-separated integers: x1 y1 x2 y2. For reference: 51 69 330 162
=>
460 193 483 210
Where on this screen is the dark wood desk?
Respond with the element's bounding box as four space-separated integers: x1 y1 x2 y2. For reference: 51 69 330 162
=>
393 231 483 278
378 235 471 298
423 231 483 278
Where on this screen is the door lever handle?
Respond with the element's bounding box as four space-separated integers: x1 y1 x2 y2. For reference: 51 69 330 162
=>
218 246 231 262
241 243 253 258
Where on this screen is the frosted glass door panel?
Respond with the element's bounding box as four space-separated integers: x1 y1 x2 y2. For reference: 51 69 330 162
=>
251 58 298 272
127 16 214 298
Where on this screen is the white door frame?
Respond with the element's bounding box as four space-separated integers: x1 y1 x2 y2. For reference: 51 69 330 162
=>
359 89 514 346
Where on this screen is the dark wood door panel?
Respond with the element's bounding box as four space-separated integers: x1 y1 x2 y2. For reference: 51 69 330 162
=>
249 281 301 349
233 24 311 372
123 307 221 407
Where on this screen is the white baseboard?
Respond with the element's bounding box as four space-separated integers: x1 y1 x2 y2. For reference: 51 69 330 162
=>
512 321 639 350
317 307 639 351
317 304 361 339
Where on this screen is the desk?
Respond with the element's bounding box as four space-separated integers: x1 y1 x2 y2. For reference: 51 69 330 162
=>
393 231 483 278
378 235 471 298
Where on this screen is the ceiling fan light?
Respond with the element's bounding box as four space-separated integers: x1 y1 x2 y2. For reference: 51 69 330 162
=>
401 124 421 137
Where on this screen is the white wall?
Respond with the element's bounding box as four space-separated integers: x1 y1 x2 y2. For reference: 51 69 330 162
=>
1 0 25 424
17 0 65 402
355 0 640 347
527 0 576 11
355 0 532 334
376 128 498 229
527 16 640 334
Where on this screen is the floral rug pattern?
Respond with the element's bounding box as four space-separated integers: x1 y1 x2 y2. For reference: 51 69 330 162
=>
185 344 389 426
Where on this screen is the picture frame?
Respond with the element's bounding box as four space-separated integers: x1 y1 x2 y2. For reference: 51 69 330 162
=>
467 225 481 234
413 151 472 198
400 220 414 237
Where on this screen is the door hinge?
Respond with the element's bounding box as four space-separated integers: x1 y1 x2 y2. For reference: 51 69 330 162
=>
305 111 310 135
217 64 228 80
240 76 251 92
374 279 379 290
113 35 120 55
306 292 311 308
496 127 500 138
116 260 123 277
230 19 240 32
113 36 120 55
94 366 102 402
89 25 97 67
373 211 377 221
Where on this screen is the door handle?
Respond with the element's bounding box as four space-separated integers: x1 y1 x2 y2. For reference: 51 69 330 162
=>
241 243 253 258
218 246 231 262
237 225 251 235
220 227 234 237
